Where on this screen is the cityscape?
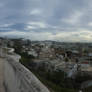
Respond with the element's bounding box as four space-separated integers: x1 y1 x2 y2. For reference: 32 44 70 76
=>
0 37 92 92
0 0 92 92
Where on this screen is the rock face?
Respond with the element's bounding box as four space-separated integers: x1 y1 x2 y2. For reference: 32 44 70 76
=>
4 55 50 92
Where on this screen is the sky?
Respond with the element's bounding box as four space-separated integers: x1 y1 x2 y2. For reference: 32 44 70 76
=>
0 0 92 42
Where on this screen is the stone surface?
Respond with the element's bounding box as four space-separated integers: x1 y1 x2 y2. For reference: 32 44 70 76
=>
0 58 5 92
4 55 50 92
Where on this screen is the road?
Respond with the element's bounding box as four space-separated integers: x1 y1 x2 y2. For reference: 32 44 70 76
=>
0 58 5 92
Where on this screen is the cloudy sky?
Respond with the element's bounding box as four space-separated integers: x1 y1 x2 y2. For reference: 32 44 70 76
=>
0 0 92 42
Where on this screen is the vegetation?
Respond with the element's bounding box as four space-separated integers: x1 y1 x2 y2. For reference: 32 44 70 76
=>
17 51 78 92
12 39 92 92
33 71 77 92
84 86 92 92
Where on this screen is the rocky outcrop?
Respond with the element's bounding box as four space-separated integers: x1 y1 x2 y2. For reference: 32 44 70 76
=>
4 54 50 92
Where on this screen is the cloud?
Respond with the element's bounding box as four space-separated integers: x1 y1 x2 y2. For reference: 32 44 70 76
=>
0 31 26 36
88 22 92 26
26 26 37 30
0 0 92 42
53 29 92 42
0 23 13 27
0 3 4 7
29 22 47 28
30 9 42 15
62 10 84 25
0 28 92 42
26 21 48 30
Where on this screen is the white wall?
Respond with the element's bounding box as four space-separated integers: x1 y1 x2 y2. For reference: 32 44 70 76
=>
4 55 50 92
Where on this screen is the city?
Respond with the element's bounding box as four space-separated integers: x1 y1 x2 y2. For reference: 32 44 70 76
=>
0 0 92 92
0 37 92 92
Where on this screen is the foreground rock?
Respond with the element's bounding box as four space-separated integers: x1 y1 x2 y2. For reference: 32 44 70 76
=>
4 54 50 92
